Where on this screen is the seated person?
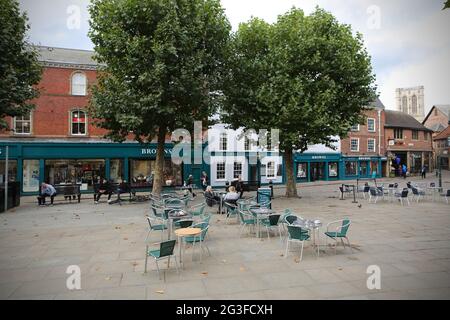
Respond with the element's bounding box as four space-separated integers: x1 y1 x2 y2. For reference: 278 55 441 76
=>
223 186 240 205
37 182 57 206
94 179 112 204
204 186 220 207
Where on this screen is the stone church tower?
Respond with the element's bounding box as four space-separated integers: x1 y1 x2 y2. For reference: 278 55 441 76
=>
395 86 425 122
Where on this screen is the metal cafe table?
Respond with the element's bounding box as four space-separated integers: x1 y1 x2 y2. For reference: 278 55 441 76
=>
166 209 192 240
292 219 323 257
174 227 202 268
213 190 227 214
250 207 274 238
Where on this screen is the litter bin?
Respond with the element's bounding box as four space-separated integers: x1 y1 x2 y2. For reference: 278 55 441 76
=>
257 187 272 209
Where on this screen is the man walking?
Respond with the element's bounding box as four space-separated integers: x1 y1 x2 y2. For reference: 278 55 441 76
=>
421 165 426 179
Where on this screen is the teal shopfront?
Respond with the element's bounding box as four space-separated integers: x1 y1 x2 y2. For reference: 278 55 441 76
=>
294 153 342 182
341 156 385 179
0 142 209 195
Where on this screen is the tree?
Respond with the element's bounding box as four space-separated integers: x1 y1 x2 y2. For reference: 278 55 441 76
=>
222 7 377 197
88 0 231 194
0 0 42 131
444 0 450 10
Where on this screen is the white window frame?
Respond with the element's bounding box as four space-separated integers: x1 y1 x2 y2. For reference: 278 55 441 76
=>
71 72 87 96
350 138 359 152
70 109 88 136
219 132 227 151
216 162 226 180
367 118 376 132
266 161 276 178
233 161 242 179
367 138 376 153
13 113 32 135
351 124 360 132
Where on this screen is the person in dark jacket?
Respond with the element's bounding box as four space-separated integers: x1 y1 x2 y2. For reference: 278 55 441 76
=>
185 174 196 197
204 186 220 210
200 171 209 191
94 178 113 204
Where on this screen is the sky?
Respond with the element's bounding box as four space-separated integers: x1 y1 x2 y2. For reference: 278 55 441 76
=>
18 0 450 114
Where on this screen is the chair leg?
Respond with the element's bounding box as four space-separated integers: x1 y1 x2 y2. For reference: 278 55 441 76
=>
155 259 161 280
145 230 150 243
144 248 148 273
167 256 171 270
174 255 180 274
334 239 338 255
284 240 289 258
346 237 353 253
300 241 304 261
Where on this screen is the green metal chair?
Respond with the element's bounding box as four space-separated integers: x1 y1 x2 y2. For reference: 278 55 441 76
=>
189 202 206 216
285 225 311 261
144 239 179 280
260 213 282 241
324 219 352 255
224 202 238 224
173 219 194 229
150 204 165 218
183 222 211 263
238 209 256 237
145 216 167 242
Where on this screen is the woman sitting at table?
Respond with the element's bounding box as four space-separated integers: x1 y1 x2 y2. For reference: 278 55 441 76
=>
204 186 221 208
223 186 240 205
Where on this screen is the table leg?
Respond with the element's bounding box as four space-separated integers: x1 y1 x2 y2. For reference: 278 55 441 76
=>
178 236 183 269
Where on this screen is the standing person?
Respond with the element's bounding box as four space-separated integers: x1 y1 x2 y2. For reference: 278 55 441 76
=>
235 175 244 199
200 171 209 191
37 182 57 206
402 164 407 179
421 165 426 179
185 174 196 197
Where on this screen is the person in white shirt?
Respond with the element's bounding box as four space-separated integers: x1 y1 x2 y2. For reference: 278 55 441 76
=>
37 182 57 205
223 186 240 204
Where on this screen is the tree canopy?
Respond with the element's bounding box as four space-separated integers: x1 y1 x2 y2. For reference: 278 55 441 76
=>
221 7 377 196
0 0 42 131
88 0 231 193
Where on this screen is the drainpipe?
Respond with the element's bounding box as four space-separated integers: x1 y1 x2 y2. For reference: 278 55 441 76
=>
378 109 381 156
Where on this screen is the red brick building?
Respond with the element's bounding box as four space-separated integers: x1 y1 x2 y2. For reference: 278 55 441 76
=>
433 125 450 170
422 105 450 134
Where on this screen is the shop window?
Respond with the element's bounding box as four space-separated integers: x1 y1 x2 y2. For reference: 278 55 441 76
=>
110 159 124 183
0 160 18 183
328 162 338 177
23 160 40 192
367 118 375 132
412 130 419 140
13 113 32 134
71 72 87 96
350 138 359 152
216 162 225 180
45 159 105 191
394 128 403 139
370 161 378 175
297 163 307 178
367 139 375 152
233 162 242 179
345 161 357 176
71 110 87 135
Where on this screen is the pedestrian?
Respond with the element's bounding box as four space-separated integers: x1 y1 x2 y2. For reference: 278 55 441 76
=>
200 171 209 191
37 182 57 206
185 174 196 197
235 175 244 199
421 165 426 179
94 178 113 204
402 164 407 179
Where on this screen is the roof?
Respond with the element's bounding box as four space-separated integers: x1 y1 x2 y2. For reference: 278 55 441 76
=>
433 126 450 141
422 104 450 125
368 97 385 110
428 123 447 133
384 110 432 131
35 46 99 70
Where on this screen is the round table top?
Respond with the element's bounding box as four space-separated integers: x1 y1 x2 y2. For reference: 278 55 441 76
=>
293 219 322 229
174 227 202 237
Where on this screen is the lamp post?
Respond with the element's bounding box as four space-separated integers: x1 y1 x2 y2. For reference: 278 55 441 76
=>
437 155 442 189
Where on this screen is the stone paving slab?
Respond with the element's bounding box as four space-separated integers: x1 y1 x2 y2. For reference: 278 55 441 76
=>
0 173 449 299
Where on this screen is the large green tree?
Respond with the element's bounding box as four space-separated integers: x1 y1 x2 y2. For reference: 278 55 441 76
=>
88 0 230 194
222 8 377 197
0 0 42 130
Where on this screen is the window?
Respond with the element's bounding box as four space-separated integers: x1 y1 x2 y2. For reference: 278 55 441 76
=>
0 160 18 183
233 162 242 179
402 96 408 113
266 161 276 178
297 163 307 178
367 138 376 152
71 110 87 135
22 160 40 192
216 162 225 180
345 161 357 176
350 138 359 152
328 162 338 177
219 132 227 151
244 135 250 151
13 113 31 134
351 124 360 131
411 95 417 114
424 132 428 141
110 159 124 183
71 72 87 96
394 128 403 139
412 130 419 140
367 118 375 132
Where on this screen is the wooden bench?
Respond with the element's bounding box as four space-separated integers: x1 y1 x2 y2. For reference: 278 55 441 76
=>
54 184 81 203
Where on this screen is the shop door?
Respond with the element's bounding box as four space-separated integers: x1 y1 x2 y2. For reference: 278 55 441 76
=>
249 164 258 183
310 162 325 181
359 161 369 177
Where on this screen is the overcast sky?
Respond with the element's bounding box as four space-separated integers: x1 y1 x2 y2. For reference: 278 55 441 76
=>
19 0 450 113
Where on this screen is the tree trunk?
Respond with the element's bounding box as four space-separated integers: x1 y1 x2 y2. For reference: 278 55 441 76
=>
152 128 166 195
284 147 298 197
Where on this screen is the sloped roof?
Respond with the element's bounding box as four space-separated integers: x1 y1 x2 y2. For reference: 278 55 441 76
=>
35 46 99 70
385 110 432 131
433 125 450 141
428 123 447 133
368 97 385 110
422 104 450 124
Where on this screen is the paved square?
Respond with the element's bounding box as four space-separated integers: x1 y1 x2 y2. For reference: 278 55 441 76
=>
1 174 449 300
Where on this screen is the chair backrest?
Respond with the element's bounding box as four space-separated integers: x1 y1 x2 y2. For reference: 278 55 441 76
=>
285 215 298 224
411 187 418 195
430 182 435 187
224 202 237 213
363 186 370 192
192 222 209 239
369 187 377 196
340 219 351 236
287 225 308 240
268 214 280 226
394 183 398 188
159 240 176 257
401 189 408 198
202 214 212 224
146 216 152 229
176 219 194 228
165 198 184 207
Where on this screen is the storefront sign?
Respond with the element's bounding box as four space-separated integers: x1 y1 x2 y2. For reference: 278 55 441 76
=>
311 155 326 160
141 148 172 155
358 157 371 161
